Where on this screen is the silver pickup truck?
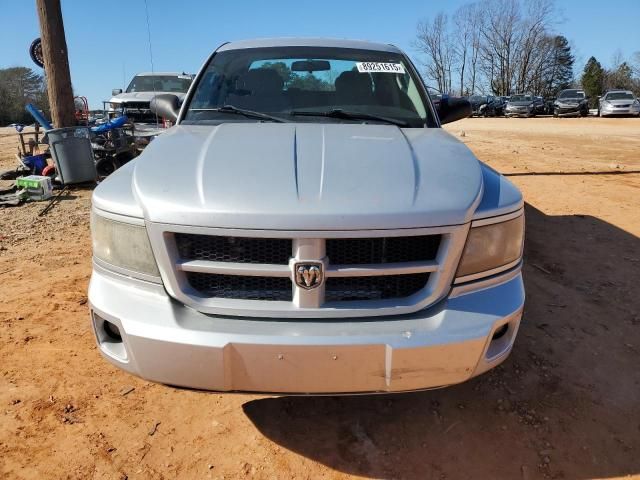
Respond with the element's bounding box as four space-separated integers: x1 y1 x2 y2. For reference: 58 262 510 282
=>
108 72 193 123
89 38 525 394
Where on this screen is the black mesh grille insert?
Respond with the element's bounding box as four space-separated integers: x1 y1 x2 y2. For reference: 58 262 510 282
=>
186 273 292 301
175 234 292 264
326 236 441 265
325 273 430 302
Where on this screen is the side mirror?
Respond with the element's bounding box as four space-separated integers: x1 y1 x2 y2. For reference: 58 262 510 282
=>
112 88 123 96
438 96 472 124
150 94 180 123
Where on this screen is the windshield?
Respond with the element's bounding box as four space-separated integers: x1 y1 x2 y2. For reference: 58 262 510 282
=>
558 90 585 100
509 95 532 102
605 92 634 100
126 75 192 93
183 46 432 127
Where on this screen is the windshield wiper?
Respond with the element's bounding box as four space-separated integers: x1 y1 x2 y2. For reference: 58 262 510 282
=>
289 109 410 127
191 105 287 123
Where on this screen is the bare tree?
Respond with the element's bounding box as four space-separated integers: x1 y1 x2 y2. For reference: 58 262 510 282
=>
415 0 562 97
514 0 554 92
467 7 483 94
631 51 640 77
611 50 625 69
478 0 521 95
415 13 456 93
453 3 482 95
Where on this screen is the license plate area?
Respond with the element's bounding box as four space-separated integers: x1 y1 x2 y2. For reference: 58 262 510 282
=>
225 343 387 393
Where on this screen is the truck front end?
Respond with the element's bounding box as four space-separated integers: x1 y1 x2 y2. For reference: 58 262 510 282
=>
88 38 525 394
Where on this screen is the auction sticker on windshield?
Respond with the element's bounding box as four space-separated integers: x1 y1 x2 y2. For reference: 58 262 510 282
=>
356 62 406 74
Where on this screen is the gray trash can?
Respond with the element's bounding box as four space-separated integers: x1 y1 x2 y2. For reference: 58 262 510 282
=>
47 127 97 185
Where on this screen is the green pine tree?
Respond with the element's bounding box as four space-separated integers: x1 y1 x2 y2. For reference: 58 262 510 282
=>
551 36 574 95
581 57 604 107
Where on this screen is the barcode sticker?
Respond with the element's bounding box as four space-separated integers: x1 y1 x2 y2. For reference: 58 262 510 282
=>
356 62 406 74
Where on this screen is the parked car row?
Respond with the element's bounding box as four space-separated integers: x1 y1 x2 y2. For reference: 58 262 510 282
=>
461 89 639 118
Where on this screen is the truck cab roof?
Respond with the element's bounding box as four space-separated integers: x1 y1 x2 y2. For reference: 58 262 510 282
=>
217 37 402 54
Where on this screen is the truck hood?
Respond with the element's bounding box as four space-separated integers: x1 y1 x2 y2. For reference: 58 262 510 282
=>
125 123 483 230
110 91 187 103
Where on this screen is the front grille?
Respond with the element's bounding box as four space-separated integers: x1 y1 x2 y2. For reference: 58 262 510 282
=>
326 236 440 265
163 227 458 317
186 272 292 301
325 273 430 302
176 234 292 264
122 101 150 109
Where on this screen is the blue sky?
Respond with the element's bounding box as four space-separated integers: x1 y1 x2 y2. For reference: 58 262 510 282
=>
1 0 638 108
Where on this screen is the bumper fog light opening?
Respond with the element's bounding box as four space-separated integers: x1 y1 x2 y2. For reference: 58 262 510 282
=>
103 320 122 341
486 320 516 361
92 311 128 362
492 323 509 340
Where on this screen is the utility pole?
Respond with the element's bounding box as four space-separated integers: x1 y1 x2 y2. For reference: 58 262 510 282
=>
35 0 75 128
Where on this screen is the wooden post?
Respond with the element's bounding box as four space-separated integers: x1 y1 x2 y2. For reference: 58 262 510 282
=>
35 0 76 128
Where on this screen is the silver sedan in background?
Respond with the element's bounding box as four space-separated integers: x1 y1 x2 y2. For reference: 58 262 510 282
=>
505 94 535 117
598 90 640 117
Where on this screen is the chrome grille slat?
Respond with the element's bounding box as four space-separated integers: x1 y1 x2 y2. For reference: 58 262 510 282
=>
176 259 291 277
327 260 438 277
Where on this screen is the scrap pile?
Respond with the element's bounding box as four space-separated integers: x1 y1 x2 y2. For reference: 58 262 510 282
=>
1 102 139 210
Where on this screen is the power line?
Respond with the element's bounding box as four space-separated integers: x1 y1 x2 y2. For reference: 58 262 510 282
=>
143 0 159 126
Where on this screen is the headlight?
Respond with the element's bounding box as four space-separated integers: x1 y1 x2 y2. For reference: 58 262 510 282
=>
91 212 160 278
456 213 524 280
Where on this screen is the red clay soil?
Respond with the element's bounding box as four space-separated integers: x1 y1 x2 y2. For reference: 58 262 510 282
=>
1 118 639 479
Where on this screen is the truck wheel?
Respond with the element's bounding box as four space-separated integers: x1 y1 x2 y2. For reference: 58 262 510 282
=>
96 157 117 178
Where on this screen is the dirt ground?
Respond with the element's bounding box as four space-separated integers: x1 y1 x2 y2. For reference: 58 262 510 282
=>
1 117 639 480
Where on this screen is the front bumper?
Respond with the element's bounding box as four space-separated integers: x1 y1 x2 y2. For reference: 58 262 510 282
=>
88 264 524 394
505 108 531 117
554 104 586 116
600 105 640 116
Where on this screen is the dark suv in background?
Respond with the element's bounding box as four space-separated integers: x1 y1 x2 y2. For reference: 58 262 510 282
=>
553 89 589 117
467 95 490 116
479 96 506 116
